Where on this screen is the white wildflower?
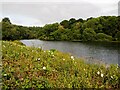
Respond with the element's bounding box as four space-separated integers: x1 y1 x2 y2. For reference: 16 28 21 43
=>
52 55 55 57
4 74 7 76
71 56 74 60
0 64 2 67
44 51 46 52
116 64 119 69
37 58 40 61
101 73 104 77
51 52 54 55
63 58 65 61
111 76 113 79
43 66 46 70
71 56 74 59
97 71 100 75
84 68 85 71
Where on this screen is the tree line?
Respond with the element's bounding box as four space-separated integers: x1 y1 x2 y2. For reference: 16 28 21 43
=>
1 16 120 41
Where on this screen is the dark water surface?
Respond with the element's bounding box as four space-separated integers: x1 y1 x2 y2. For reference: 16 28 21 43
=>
21 39 120 65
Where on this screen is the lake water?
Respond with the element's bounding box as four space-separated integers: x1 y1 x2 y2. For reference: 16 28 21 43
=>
21 39 120 65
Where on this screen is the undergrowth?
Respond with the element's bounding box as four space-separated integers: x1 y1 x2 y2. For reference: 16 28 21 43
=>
1 41 120 89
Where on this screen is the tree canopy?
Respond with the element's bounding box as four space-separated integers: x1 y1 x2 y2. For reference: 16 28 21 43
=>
1 16 120 41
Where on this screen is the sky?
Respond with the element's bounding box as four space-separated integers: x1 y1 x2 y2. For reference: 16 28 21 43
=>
0 0 119 26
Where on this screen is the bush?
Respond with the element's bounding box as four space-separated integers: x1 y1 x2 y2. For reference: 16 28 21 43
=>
115 31 120 41
96 33 113 41
82 28 96 41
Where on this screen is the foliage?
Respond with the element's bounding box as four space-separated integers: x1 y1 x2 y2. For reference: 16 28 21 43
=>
1 16 120 41
82 28 96 41
2 41 120 89
96 33 113 41
2 17 11 24
60 20 70 29
115 31 120 41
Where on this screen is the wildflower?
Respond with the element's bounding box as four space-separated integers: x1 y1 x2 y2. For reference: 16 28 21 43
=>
44 51 46 52
111 76 113 79
71 56 74 59
37 58 40 61
101 73 104 77
71 56 74 60
97 71 100 75
52 55 55 57
51 52 54 55
3 74 7 77
84 68 85 71
43 66 46 70
116 64 119 69
63 58 65 61
0 64 2 67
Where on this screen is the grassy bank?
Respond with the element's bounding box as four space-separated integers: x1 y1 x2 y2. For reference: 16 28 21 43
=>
2 41 120 89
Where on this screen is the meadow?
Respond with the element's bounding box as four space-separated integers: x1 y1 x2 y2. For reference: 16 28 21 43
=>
1 40 120 89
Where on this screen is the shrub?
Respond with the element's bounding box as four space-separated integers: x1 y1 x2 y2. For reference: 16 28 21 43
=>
96 33 113 41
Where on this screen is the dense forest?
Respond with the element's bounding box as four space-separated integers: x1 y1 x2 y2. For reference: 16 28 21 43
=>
1 16 120 41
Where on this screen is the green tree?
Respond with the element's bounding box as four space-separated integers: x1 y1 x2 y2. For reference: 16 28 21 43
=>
96 33 113 41
2 21 13 40
70 22 82 40
99 16 118 37
43 23 59 35
82 18 99 32
77 18 84 23
69 18 76 25
115 31 120 41
2 17 11 24
50 30 62 40
1 16 119 41
60 29 73 40
60 20 70 29
82 28 96 41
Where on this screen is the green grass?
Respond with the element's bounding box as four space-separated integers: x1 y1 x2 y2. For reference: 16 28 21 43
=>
1 41 120 89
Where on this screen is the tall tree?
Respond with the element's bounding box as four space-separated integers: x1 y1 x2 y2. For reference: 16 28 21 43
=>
2 17 11 24
82 28 96 41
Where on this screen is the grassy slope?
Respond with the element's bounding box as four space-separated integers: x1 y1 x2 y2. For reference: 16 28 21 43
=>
2 41 120 89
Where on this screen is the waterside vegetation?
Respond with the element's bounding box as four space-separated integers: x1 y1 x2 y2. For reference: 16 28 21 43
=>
2 41 120 89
